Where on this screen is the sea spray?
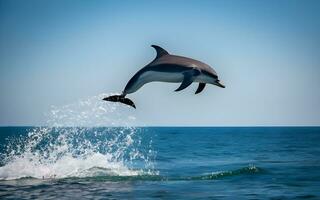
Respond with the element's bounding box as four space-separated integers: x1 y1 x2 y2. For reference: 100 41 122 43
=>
0 94 156 180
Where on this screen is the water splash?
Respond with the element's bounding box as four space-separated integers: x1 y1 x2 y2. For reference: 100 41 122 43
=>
46 93 136 127
0 94 156 180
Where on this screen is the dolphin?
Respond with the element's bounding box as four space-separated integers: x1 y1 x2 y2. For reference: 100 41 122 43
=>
103 45 225 108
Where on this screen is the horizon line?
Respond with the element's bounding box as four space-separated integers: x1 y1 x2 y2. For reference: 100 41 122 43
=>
1 125 320 128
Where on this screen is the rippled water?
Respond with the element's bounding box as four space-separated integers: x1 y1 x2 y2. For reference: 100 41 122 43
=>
0 127 319 199
0 94 319 199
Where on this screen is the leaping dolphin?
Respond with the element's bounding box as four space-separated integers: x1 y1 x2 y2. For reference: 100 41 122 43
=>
103 45 225 108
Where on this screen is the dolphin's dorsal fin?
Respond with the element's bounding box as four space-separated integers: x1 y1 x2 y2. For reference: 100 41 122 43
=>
151 45 169 59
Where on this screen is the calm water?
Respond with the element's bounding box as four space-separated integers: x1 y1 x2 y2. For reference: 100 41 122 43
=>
0 127 319 199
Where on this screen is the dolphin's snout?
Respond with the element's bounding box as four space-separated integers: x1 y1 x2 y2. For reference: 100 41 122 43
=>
216 80 225 88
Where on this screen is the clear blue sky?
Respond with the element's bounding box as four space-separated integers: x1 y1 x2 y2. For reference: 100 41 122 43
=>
1 0 320 126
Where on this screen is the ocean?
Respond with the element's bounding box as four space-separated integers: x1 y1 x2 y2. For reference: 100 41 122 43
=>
0 126 319 199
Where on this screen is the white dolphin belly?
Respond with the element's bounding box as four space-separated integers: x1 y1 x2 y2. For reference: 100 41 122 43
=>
124 71 184 94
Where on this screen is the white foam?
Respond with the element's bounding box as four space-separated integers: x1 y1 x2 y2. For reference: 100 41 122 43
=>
0 152 144 180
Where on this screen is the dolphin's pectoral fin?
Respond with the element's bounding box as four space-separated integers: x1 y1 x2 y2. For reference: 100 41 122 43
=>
103 95 136 109
195 83 206 94
175 69 199 92
174 77 193 92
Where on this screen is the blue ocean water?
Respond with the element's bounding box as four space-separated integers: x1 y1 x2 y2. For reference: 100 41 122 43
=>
0 126 319 199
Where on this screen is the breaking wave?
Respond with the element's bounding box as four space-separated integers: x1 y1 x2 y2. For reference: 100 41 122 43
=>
0 94 156 180
0 165 262 182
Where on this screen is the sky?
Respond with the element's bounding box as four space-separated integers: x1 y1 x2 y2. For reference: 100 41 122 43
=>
0 0 320 126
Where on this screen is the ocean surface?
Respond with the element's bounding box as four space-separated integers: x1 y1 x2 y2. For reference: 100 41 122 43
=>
0 126 319 199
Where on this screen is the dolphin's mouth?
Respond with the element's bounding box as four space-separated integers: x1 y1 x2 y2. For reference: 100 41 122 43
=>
215 81 225 88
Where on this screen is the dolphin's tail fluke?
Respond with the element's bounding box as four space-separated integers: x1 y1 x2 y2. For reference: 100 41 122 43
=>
103 95 136 109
